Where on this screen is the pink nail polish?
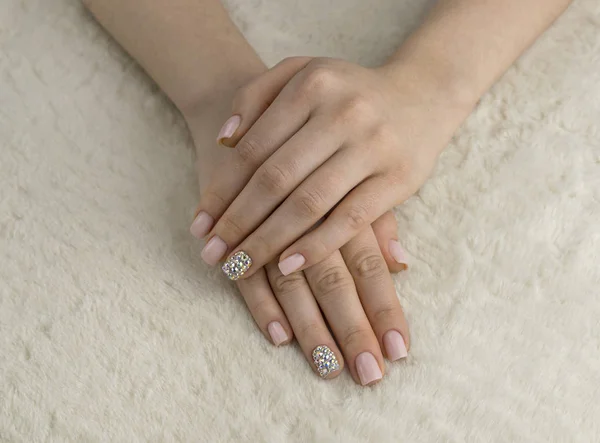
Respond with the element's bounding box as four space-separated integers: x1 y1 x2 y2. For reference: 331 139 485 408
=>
190 211 214 239
216 115 241 144
389 240 408 268
201 236 228 266
355 352 382 386
268 321 289 346
383 330 408 362
278 253 306 276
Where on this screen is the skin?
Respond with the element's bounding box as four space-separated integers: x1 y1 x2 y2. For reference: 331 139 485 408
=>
83 0 573 385
197 0 574 280
83 0 410 386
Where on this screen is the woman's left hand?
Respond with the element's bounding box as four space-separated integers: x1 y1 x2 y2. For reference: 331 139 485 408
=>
193 56 470 280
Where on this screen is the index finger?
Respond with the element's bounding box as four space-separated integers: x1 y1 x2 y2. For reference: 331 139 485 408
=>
190 58 312 244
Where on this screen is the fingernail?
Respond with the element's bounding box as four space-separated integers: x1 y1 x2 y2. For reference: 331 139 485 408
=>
216 115 241 145
355 352 382 386
278 253 306 276
201 236 228 266
222 251 252 280
383 330 408 362
312 345 340 378
190 211 214 239
389 240 408 269
267 321 289 346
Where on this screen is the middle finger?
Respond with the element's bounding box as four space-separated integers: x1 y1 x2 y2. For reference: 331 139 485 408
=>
304 250 385 386
203 117 343 265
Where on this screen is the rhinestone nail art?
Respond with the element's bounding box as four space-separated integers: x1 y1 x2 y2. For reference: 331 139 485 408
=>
312 345 340 378
222 251 252 280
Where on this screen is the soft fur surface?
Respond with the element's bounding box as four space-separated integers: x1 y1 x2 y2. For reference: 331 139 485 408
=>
1 0 599 441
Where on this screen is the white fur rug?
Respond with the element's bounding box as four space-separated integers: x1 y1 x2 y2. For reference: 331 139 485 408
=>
1 0 599 441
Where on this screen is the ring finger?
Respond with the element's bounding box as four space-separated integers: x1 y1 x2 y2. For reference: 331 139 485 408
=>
265 261 344 379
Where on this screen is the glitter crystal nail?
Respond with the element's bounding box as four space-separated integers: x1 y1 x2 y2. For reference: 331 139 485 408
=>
312 345 340 378
222 251 253 280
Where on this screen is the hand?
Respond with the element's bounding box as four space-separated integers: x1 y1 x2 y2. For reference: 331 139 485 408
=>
187 97 409 385
233 213 410 385
192 56 467 280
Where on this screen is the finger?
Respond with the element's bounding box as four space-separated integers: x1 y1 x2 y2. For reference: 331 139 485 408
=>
277 176 410 275
220 150 368 280
192 63 314 249
236 267 293 346
370 211 408 273
303 251 385 386
265 261 343 379
218 57 312 147
340 227 410 362
207 117 343 261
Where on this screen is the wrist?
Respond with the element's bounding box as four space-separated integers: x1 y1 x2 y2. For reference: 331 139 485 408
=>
378 45 480 120
179 64 267 124
181 65 267 159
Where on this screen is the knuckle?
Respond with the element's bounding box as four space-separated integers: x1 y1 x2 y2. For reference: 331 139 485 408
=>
202 188 227 208
344 204 371 231
248 232 273 258
236 137 263 166
341 324 372 350
337 97 372 124
271 273 306 295
350 249 387 280
314 266 353 297
294 188 327 219
246 296 273 317
297 321 325 340
256 163 290 194
301 66 336 95
218 214 245 238
373 305 400 324
369 123 395 145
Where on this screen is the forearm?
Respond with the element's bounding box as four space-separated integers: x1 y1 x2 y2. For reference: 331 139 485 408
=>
82 0 265 114
385 0 573 109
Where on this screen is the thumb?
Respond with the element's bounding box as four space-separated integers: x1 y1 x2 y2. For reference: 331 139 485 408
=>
371 211 408 274
218 56 313 147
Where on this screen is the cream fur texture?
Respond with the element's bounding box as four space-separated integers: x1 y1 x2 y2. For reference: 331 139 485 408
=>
1 0 599 441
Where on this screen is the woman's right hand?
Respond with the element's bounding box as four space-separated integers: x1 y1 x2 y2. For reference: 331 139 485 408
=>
232 210 410 385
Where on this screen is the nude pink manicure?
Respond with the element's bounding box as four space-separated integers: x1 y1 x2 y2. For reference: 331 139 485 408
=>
278 253 306 276
355 352 382 386
190 211 214 239
201 236 228 266
268 321 289 346
389 240 408 268
216 115 241 144
383 330 408 362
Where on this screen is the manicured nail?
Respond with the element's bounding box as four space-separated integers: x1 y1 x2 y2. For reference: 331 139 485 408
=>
278 253 306 276
201 236 228 266
216 115 241 145
383 330 408 362
389 240 408 269
267 321 289 346
355 352 382 386
190 211 214 239
312 345 340 378
222 251 252 280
